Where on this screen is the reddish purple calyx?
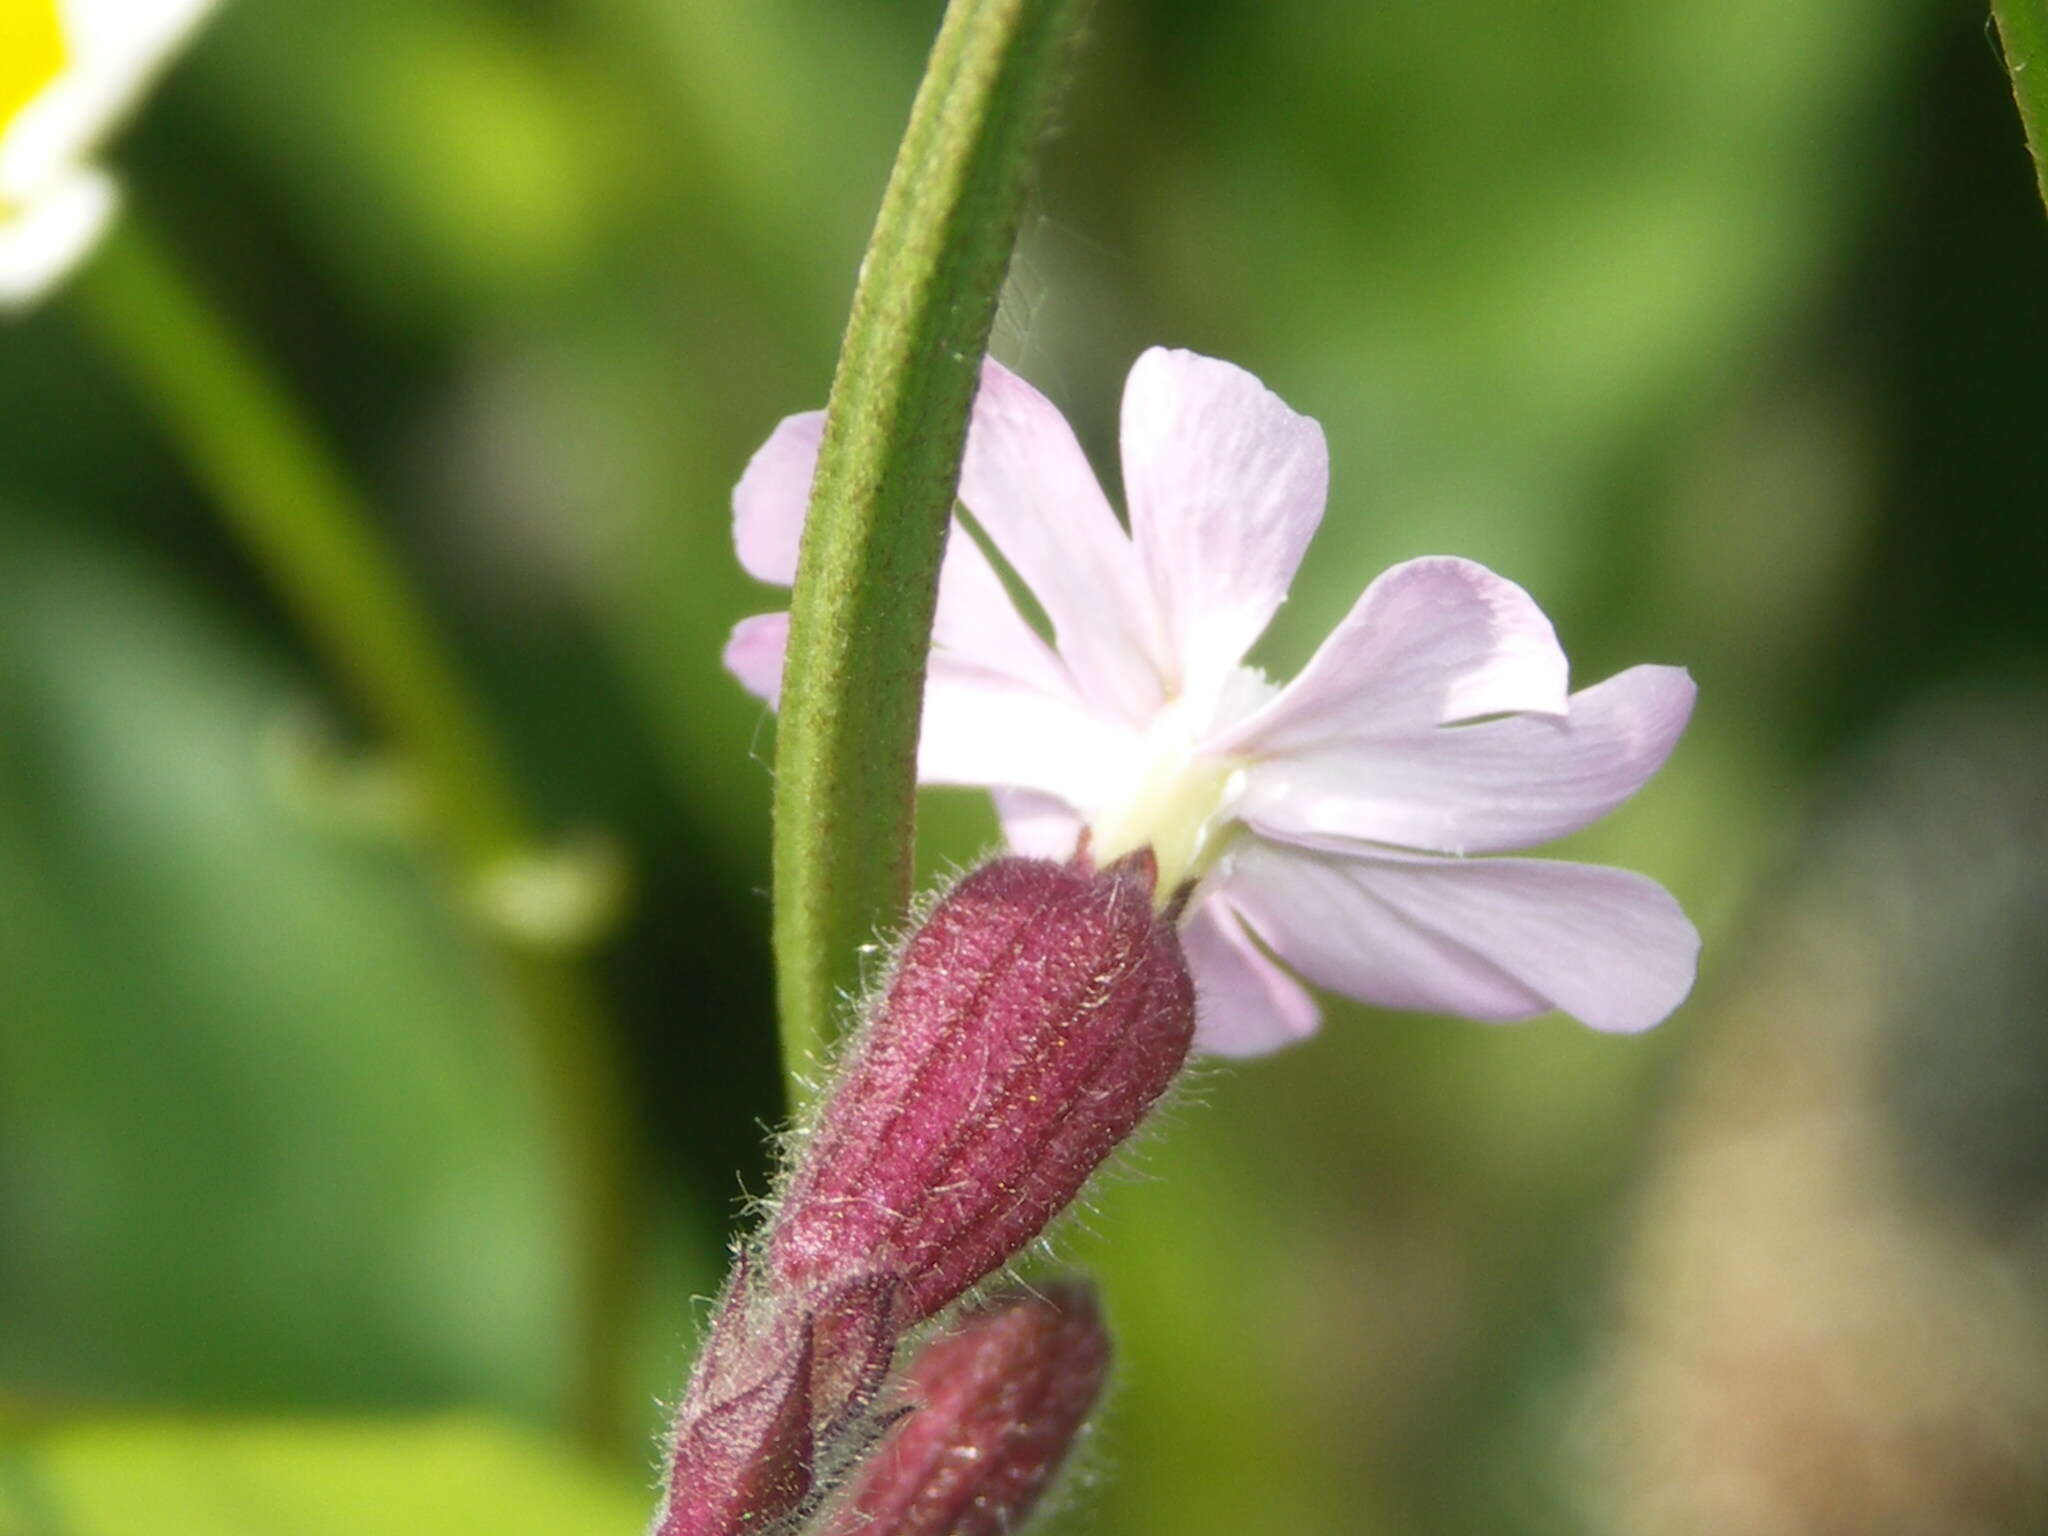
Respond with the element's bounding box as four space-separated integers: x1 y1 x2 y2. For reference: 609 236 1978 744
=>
655 1283 818 1536
655 1267 902 1536
767 853 1196 1322
657 854 1189 1535
822 1282 1112 1536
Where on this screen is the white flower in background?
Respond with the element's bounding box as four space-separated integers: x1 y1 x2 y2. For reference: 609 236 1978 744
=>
1 0 217 309
727 349 1701 1055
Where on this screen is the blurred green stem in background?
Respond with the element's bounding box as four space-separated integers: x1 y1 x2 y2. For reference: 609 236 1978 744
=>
771 0 1088 1104
76 219 640 1454
1995 0 2048 211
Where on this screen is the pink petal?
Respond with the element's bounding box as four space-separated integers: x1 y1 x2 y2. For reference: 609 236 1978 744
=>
932 523 1073 701
724 604 1116 808
922 525 1116 800
1215 557 1569 757
732 411 823 585
727 396 1073 702
991 789 1085 860
729 404 1101 783
1121 348 1328 696
1178 895 1322 1056
1239 665 1697 857
959 360 1163 723
724 611 790 704
918 667 1132 806
1222 840 1698 1033
729 394 1075 702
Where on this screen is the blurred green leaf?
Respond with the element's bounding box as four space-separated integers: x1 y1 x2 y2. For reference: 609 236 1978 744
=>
0 1415 646 1535
0 515 564 1415
192 0 611 318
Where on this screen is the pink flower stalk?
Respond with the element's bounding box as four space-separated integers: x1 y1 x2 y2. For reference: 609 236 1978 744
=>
766 853 1194 1325
821 1282 1112 1536
728 349 1700 1053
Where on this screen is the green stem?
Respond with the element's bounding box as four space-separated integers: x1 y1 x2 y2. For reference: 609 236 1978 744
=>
771 0 1088 1104
76 219 638 1452
1995 0 2048 214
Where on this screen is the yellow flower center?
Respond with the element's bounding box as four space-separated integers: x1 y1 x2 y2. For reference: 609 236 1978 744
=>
2 0 68 144
1089 690 1253 904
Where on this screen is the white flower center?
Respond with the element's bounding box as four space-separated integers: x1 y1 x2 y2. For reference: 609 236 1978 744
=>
1088 668 1272 900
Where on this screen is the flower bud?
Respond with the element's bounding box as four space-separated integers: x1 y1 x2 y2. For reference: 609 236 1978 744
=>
655 1270 816 1536
767 854 1195 1322
822 1282 1112 1536
656 1266 904 1536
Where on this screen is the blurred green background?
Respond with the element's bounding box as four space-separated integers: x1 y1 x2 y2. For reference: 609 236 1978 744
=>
4 1 2047 1532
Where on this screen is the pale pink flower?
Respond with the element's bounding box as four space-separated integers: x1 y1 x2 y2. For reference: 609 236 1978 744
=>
726 349 1700 1054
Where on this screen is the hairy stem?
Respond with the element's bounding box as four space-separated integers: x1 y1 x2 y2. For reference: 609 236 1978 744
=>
770 0 1089 1103
78 219 639 1451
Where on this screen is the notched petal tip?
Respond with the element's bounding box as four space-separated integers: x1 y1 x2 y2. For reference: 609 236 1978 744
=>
960 355 1162 723
1218 554 1572 761
1120 346 1329 692
1405 556 1571 723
